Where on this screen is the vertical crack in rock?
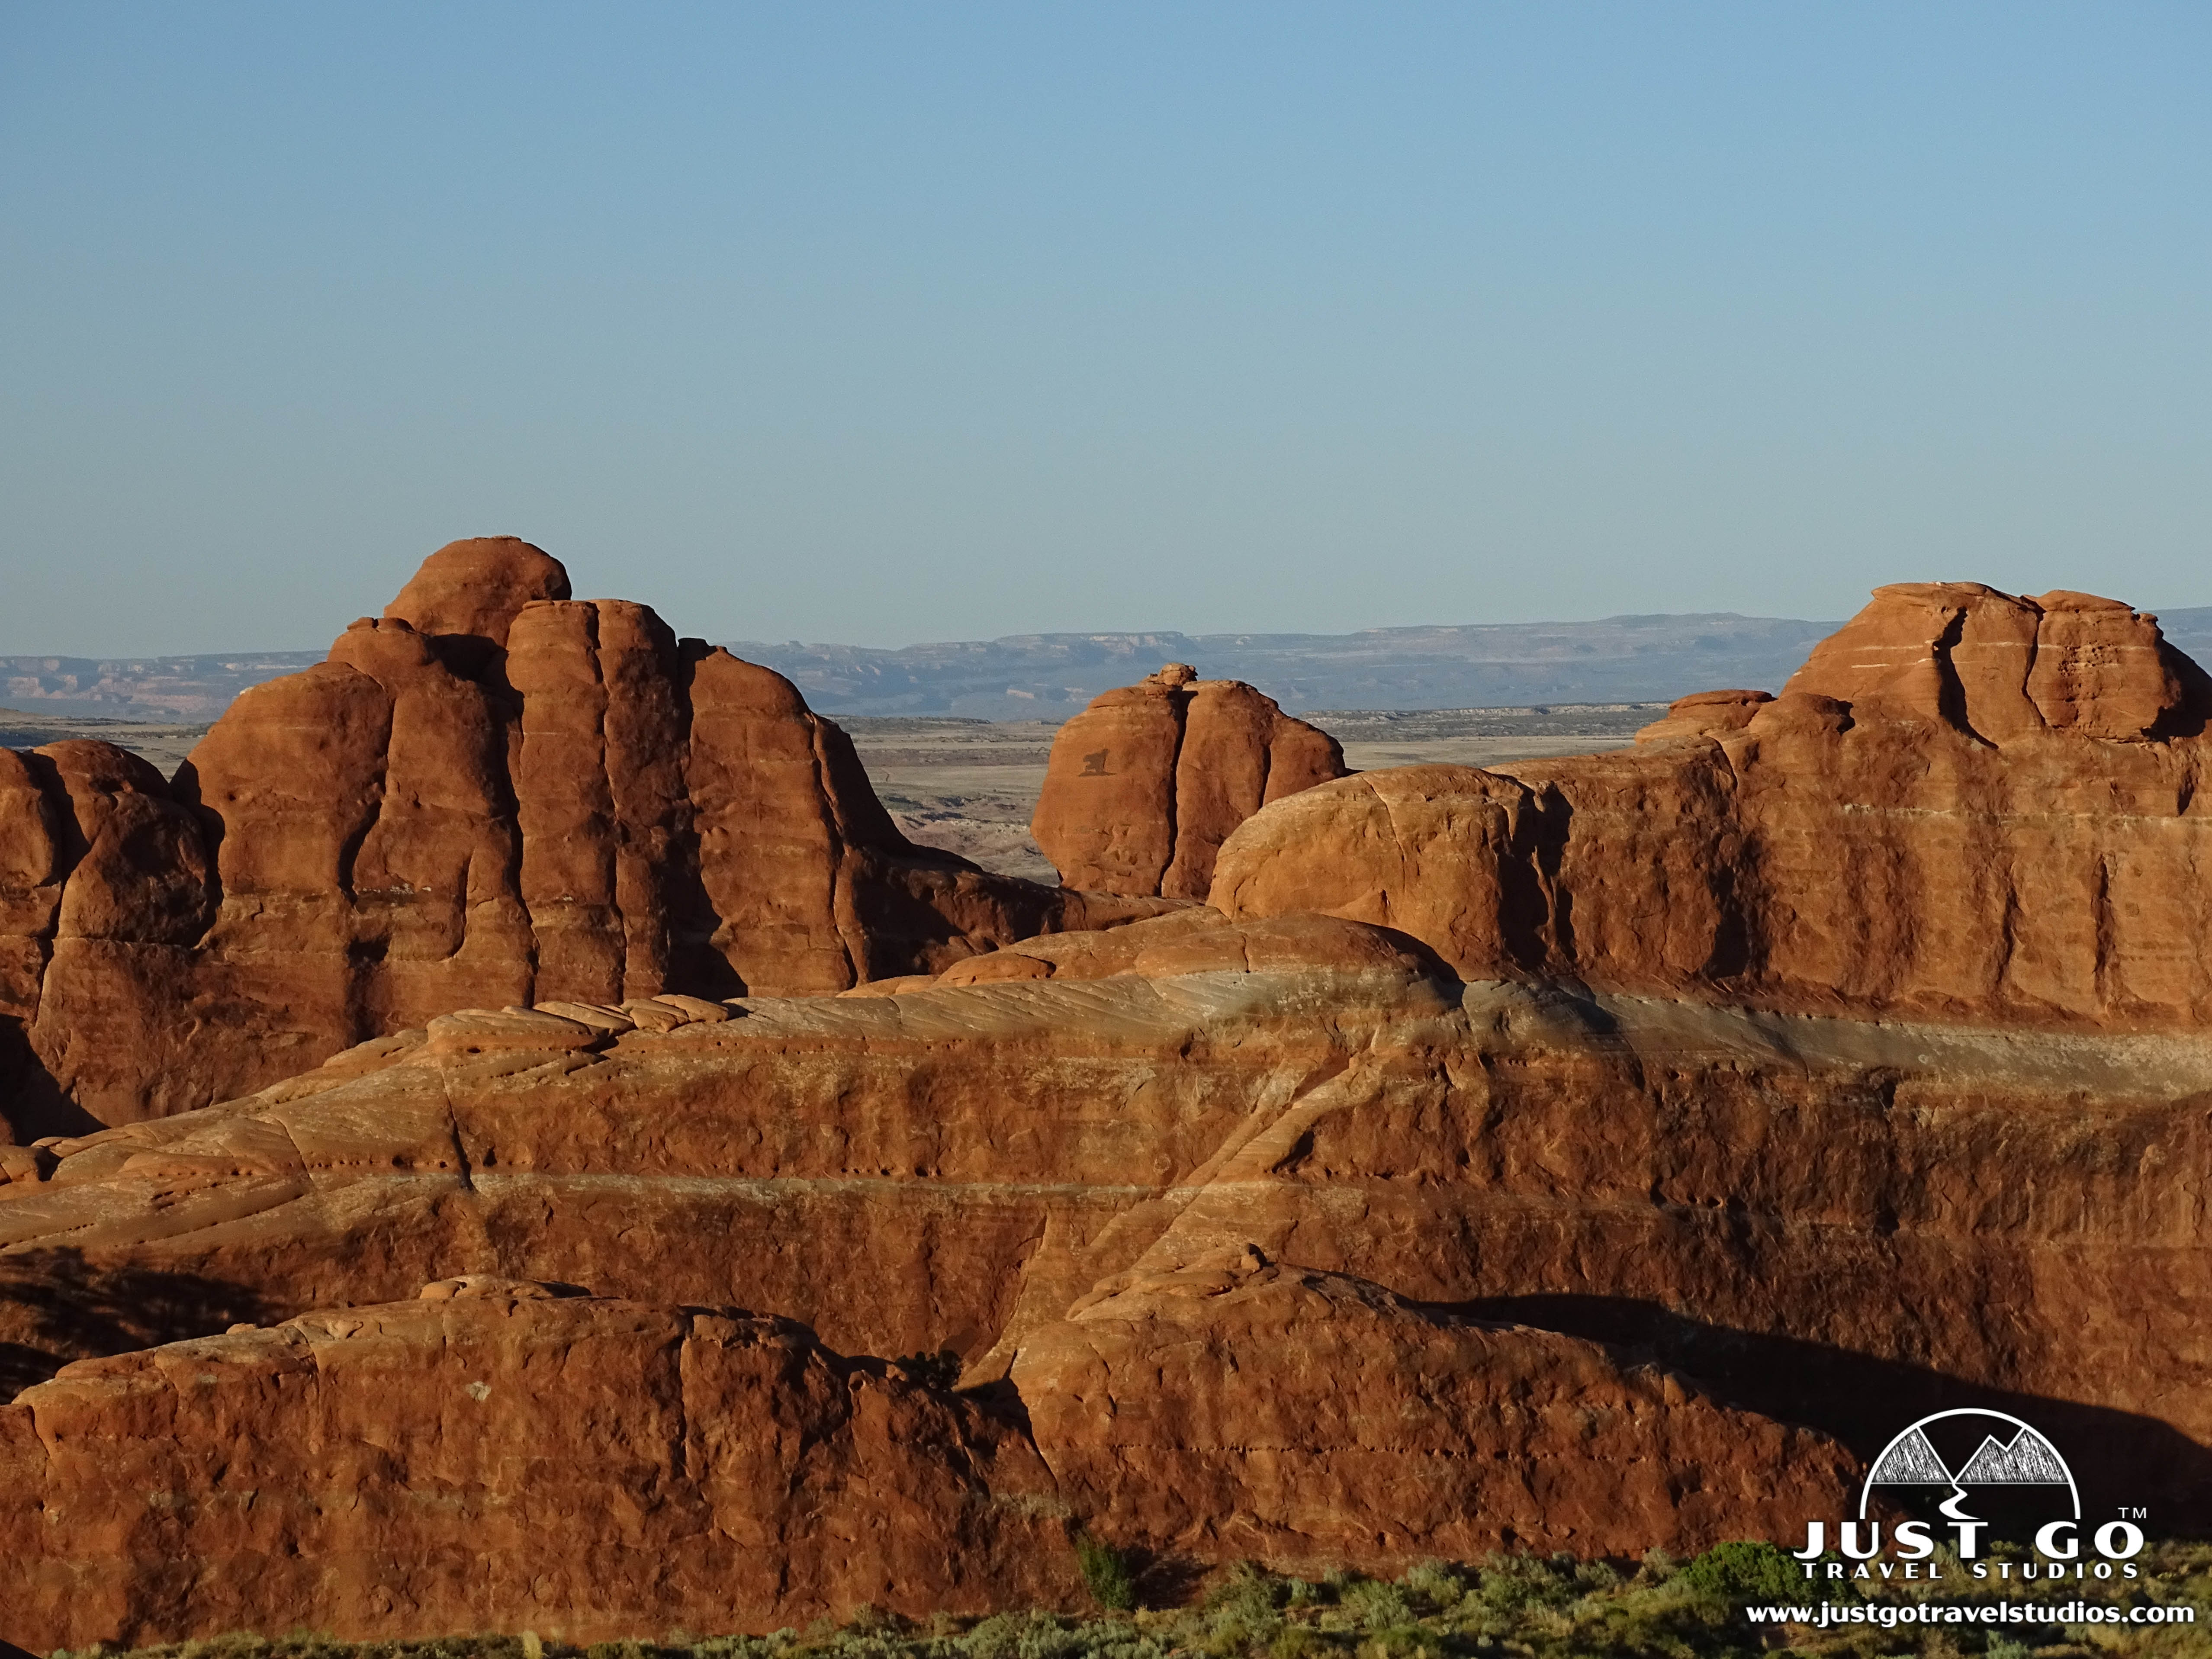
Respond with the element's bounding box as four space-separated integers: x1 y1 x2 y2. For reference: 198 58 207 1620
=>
1034 664 1346 898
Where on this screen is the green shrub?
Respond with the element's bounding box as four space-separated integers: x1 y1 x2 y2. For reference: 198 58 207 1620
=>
1337 1581 1412 1633
1012 1617 1088 1659
1203 1564 1289 1620
960 1611 1029 1659
1073 1534 1139 1613
1399 1561 1464 1613
965 1610 1112 1659
1676 1539 1836 1604
1570 1557 1621 1596
1466 1552 1574 1616
85 1540 2212 1659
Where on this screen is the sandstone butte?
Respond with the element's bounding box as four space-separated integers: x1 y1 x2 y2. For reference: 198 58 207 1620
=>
1031 662 1347 898
0 539 1174 1139
1209 581 2212 1030
2 574 2210 1647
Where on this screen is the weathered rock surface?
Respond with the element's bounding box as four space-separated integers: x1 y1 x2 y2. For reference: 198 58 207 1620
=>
384 533 572 655
0 1290 1075 1646
0 951 1907 1646
1013 1248 1856 1568
926 905 1445 987
1212 583 2212 1031
3 949 2203 1580
0 1263 1865 1649
6 576 2212 1646
0 540 1172 1137
0 1264 1861 1649
1781 582 2201 741
1032 666 1346 898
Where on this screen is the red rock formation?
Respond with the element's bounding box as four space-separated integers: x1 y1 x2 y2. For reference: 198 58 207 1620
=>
14 575 2212 1648
1013 1249 1856 1570
929 905 1444 986
6 845 2209 1643
5 938 2203 1512
0 1263 1862 1649
1781 582 2195 741
0 1288 1075 1646
1212 583 2212 1031
0 540 1173 1137
1032 665 1346 898
0 751 61 1026
0 1264 1858 1649
384 533 571 655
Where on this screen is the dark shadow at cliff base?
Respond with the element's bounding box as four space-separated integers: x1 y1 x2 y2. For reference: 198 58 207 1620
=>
0 1245 273 1401
1124 1545 1210 1612
0 1018 106 1145
1453 1293 2212 1535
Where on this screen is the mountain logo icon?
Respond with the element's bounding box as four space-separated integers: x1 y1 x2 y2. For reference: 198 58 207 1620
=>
1859 1408 2079 1522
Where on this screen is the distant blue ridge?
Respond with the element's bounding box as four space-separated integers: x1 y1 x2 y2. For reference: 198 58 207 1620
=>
13 608 2212 723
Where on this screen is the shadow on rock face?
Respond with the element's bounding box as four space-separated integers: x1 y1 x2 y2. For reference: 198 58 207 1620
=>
0 1019 106 1145
0 1245 274 1401
1453 1294 2212 1537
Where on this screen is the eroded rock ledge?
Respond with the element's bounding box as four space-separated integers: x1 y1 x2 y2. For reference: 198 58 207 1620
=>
0 906 2201 1646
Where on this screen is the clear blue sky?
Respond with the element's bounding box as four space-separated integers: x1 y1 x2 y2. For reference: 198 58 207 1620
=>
3 2 2207 654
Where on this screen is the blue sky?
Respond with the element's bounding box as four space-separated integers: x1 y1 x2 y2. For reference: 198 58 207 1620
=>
3 2 2207 653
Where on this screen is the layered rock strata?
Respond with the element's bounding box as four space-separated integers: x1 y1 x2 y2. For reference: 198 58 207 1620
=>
5 577 2209 1645
1212 583 2212 1030
1031 664 1346 897
0 540 1167 1136
2 904 2202 1637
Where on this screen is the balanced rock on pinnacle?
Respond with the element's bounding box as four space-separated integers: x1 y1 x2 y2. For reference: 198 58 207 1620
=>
382 534 572 652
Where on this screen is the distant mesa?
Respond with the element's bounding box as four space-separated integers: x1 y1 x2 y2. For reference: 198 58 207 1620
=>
723 616 1857 718
20 591 2212 722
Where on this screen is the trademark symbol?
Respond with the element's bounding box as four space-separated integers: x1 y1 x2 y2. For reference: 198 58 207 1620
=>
2119 1506 2148 1520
